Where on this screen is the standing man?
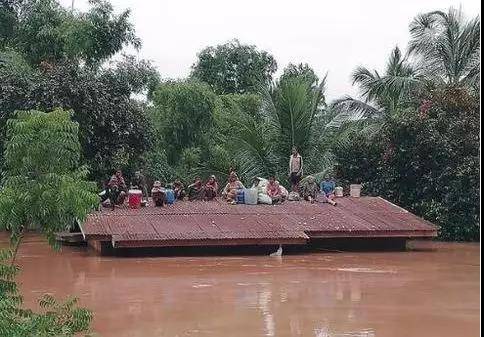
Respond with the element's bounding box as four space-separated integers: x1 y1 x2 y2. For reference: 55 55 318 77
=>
288 146 303 192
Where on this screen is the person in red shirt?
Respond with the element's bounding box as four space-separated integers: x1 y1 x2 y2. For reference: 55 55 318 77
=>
266 175 284 204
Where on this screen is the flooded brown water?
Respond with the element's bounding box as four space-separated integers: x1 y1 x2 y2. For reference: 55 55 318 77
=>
4 235 480 337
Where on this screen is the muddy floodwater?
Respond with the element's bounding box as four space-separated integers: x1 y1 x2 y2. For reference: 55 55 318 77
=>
4 235 480 337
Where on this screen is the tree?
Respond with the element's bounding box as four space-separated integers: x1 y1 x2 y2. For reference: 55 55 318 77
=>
219 74 334 183
0 109 99 247
329 47 422 128
0 1 153 180
1 0 140 66
148 81 218 180
0 55 154 180
408 8 480 90
0 109 96 336
279 63 319 88
191 39 277 95
333 87 480 241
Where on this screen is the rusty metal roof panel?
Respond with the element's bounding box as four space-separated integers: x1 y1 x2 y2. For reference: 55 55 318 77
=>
81 197 438 246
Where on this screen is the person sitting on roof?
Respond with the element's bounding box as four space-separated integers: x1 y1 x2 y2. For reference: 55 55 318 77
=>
173 179 186 200
301 175 318 203
320 175 337 206
222 172 245 203
151 181 166 207
100 169 128 208
187 177 204 201
131 170 148 201
266 175 284 204
204 175 219 201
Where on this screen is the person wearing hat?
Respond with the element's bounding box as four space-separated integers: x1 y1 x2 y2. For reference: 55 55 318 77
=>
204 175 219 201
151 180 166 207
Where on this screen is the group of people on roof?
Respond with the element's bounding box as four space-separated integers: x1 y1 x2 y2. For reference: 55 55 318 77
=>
99 146 338 208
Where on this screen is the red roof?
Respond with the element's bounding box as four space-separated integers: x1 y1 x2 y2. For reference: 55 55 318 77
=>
81 196 438 248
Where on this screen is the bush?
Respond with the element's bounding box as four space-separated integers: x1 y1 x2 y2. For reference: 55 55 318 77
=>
0 109 99 245
0 249 93 337
333 88 480 241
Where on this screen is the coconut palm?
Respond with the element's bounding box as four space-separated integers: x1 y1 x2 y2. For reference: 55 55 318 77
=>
408 8 480 89
328 47 422 128
220 74 334 182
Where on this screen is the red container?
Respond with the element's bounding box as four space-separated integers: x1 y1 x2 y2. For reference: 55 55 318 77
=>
128 189 142 209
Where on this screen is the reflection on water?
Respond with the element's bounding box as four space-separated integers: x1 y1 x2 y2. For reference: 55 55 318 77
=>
3 235 480 337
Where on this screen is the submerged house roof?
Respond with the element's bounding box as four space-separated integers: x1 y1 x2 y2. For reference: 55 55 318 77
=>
81 196 438 249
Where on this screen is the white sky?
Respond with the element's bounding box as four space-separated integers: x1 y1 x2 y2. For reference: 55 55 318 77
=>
60 0 481 100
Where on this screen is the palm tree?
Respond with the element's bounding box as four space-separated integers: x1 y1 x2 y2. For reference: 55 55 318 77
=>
221 74 334 182
328 47 422 128
408 8 480 89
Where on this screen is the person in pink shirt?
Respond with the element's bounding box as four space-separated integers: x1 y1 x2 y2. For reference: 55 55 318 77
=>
266 175 284 204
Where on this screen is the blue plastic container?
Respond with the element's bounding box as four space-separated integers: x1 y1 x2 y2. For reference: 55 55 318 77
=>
235 189 245 204
165 189 175 204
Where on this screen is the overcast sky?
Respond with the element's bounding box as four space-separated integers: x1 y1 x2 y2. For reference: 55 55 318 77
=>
60 0 480 100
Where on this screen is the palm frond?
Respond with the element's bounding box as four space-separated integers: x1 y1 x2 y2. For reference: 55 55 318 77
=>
409 8 480 87
327 96 382 128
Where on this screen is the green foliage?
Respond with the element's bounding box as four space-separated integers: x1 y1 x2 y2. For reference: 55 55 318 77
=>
0 249 93 337
329 8 480 241
333 88 480 241
0 109 99 244
142 148 173 183
191 39 277 94
409 8 480 89
0 109 95 336
330 47 422 128
216 74 334 185
0 55 154 180
150 81 218 166
279 63 319 88
1 0 139 66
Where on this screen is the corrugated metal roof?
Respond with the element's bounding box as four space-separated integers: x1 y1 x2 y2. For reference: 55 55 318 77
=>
81 196 438 248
